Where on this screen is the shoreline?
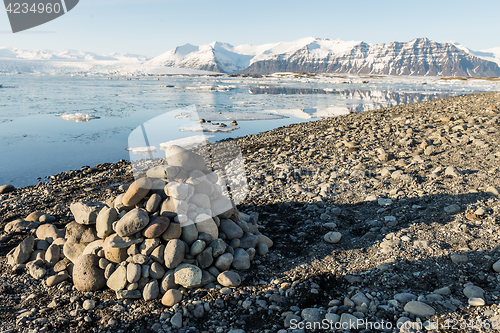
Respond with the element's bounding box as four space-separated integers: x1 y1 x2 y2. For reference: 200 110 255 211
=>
1 91 500 332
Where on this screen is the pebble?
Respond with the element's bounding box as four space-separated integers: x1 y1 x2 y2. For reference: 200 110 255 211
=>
174 263 202 288
170 312 182 329
164 239 185 269
73 254 106 292
11 235 35 265
194 214 219 240
161 289 183 307
46 271 69 287
115 208 150 237
219 219 244 240
142 216 170 239
106 265 127 291
215 253 233 271
122 177 152 207
217 271 241 287
324 231 342 244
232 248 250 270
82 299 95 311
127 263 141 283
143 279 159 301
450 254 468 263
116 290 141 299
0 184 15 194
150 261 166 279
403 301 436 318
444 204 461 214
96 207 118 239
36 224 64 242
70 201 106 225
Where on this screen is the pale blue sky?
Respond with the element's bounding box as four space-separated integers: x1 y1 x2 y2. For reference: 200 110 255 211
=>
1 0 499 57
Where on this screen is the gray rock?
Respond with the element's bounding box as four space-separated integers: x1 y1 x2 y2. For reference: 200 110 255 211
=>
190 240 206 256
29 264 46 280
133 254 149 264
181 223 198 246
324 231 342 244
445 166 461 177
65 221 98 243
0 184 15 194
162 289 183 306
170 312 183 329
340 313 363 329
284 314 301 328
107 265 127 291
239 232 258 249
194 214 218 240
209 238 227 258
70 201 106 225
63 242 87 263
192 303 204 318
73 254 106 292
12 235 35 265
165 145 209 171
255 233 273 248
143 279 159 301
96 207 118 239
108 233 143 248
127 263 141 283
160 270 177 294
196 247 214 269
146 193 162 213
215 253 233 271
493 260 500 273
161 222 182 240
4 219 37 233
46 271 69 287
122 177 152 207
217 270 241 287
232 248 250 270
301 308 324 323
164 239 185 269
45 243 60 266
394 293 417 304
115 208 149 237
403 301 436 318
150 262 166 280
116 290 141 299
150 244 165 265
444 204 461 214
140 238 159 256
174 263 202 288
219 219 244 240
464 285 484 298
36 224 64 242
351 292 370 307
257 243 268 256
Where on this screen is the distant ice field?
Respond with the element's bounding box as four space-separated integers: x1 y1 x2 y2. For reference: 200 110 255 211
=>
0 74 498 187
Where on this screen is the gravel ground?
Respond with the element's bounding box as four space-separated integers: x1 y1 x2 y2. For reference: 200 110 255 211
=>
1 91 500 333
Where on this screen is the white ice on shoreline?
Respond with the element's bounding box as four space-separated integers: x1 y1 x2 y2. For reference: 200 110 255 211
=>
179 123 240 133
268 106 351 119
173 110 286 121
59 113 100 122
159 135 213 150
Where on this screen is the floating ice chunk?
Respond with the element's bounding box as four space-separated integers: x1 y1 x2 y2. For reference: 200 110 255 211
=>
179 123 240 133
126 146 157 156
159 135 213 150
59 113 100 122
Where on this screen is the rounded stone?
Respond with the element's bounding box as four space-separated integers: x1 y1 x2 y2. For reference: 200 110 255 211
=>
493 260 500 273
36 224 64 242
115 208 150 237
174 263 202 288
181 224 198 246
145 193 162 213
219 219 244 240
324 232 342 244
162 289 183 307
0 184 15 194
217 271 241 287
161 222 182 241
106 265 127 291
103 235 128 264
215 253 233 272
142 216 170 239
72 254 106 292
232 248 250 271
164 144 209 172
127 263 141 283
122 177 152 207
63 242 87 263
403 301 436 318
143 279 159 301
164 239 185 269
96 207 118 239
150 261 166 280
70 201 106 225
194 214 218 240
65 221 98 244
189 240 206 256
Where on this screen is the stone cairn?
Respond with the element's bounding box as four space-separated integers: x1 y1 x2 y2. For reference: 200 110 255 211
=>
6 144 273 307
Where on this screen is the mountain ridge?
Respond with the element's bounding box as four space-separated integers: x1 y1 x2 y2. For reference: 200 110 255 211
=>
148 37 500 77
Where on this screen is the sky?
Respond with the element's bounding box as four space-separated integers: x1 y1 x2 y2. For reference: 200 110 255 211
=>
1 0 499 57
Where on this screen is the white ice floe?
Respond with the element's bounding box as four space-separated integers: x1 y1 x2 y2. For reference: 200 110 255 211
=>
126 146 157 156
179 123 240 133
159 135 213 150
59 113 100 122
268 106 351 119
173 110 285 121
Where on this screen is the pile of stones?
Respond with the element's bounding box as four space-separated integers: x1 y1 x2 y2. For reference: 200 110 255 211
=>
6 144 273 307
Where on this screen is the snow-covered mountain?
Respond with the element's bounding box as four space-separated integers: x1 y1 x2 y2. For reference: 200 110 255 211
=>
0 47 150 62
451 42 500 66
0 47 216 75
149 37 500 77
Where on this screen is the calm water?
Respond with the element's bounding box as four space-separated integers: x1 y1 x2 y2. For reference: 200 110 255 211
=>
0 74 498 188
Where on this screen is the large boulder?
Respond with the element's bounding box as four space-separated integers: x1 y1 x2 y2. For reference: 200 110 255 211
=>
73 254 106 292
